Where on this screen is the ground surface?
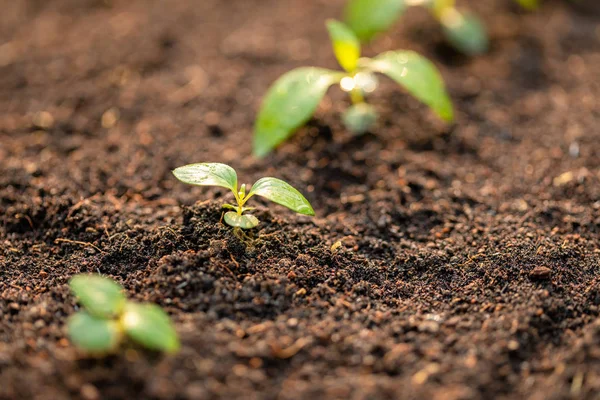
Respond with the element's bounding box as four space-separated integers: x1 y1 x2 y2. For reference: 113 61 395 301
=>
1 0 600 399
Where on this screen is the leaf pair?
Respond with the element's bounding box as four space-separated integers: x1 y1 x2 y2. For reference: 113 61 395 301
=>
68 275 180 354
173 163 314 229
253 19 453 157
343 0 488 56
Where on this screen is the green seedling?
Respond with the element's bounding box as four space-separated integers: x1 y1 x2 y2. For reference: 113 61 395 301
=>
344 0 488 56
253 19 453 157
172 162 314 229
68 274 179 354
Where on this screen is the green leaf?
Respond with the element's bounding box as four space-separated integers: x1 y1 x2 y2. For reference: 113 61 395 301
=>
224 211 259 229
69 274 126 318
172 163 238 192
514 0 540 10
326 19 361 72
121 303 180 353
68 312 122 353
344 0 406 42
440 10 488 55
366 51 454 122
253 68 342 158
248 178 315 216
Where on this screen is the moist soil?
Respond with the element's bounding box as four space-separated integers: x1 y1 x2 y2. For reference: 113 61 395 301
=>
1 0 600 399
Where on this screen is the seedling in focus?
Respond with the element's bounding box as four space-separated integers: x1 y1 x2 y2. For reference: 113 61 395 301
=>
344 0 488 56
172 162 314 229
67 274 180 354
253 19 453 157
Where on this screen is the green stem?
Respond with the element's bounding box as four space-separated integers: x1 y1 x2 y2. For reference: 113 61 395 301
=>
350 88 364 105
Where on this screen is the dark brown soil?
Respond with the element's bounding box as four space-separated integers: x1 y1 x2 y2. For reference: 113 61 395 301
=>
1 0 600 399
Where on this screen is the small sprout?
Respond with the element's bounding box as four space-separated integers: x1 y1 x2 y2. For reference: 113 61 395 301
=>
253 20 453 157
67 274 179 354
172 163 314 229
343 0 488 56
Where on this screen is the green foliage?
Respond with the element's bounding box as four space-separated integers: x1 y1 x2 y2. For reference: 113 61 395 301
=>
343 0 406 42
439 9 488 56
326 19 361 72
343 0 488 56
248 177 315 216
253 20 453 157
69 274 126 318
68 274 179 354
172 162 237 192
366 51 454 122
253 68 343 158
68 312 122 353
121 303 180 353
173 163 314 229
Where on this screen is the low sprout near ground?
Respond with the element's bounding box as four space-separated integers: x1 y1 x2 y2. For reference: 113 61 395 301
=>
172 163 314 229
253 19 453 157
345 0 489 56
68 274 179 354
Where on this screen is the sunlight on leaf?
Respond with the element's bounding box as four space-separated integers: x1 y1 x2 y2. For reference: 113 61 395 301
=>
366 51 454 122
121 303 180 353
248 177 314 216
326 19 361 72
172 163 238 192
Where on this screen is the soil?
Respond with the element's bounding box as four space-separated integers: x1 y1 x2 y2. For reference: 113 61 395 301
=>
1 0 600 399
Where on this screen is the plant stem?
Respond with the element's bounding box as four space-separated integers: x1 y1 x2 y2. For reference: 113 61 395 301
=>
350 88 364 105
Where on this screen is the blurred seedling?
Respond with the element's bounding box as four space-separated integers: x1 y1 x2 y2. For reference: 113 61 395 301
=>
68 274 179 354
253 19 453 157
172 163 314 230
345 0 488 56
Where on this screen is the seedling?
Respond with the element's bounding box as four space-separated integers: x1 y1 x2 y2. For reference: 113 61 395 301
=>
344 0 488 56
67 274 179 354
172 163 314 229
253 19 453 157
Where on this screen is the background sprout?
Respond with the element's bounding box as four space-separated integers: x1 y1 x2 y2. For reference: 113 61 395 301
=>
344 0 488 56
253 19 453 157
172 163 315 229
68 274 180 354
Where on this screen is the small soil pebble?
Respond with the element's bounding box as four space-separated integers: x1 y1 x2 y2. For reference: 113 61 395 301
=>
529 266 552 280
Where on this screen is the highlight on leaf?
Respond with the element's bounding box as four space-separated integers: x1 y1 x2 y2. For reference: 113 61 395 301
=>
326 19 361 72
366 51 454 122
